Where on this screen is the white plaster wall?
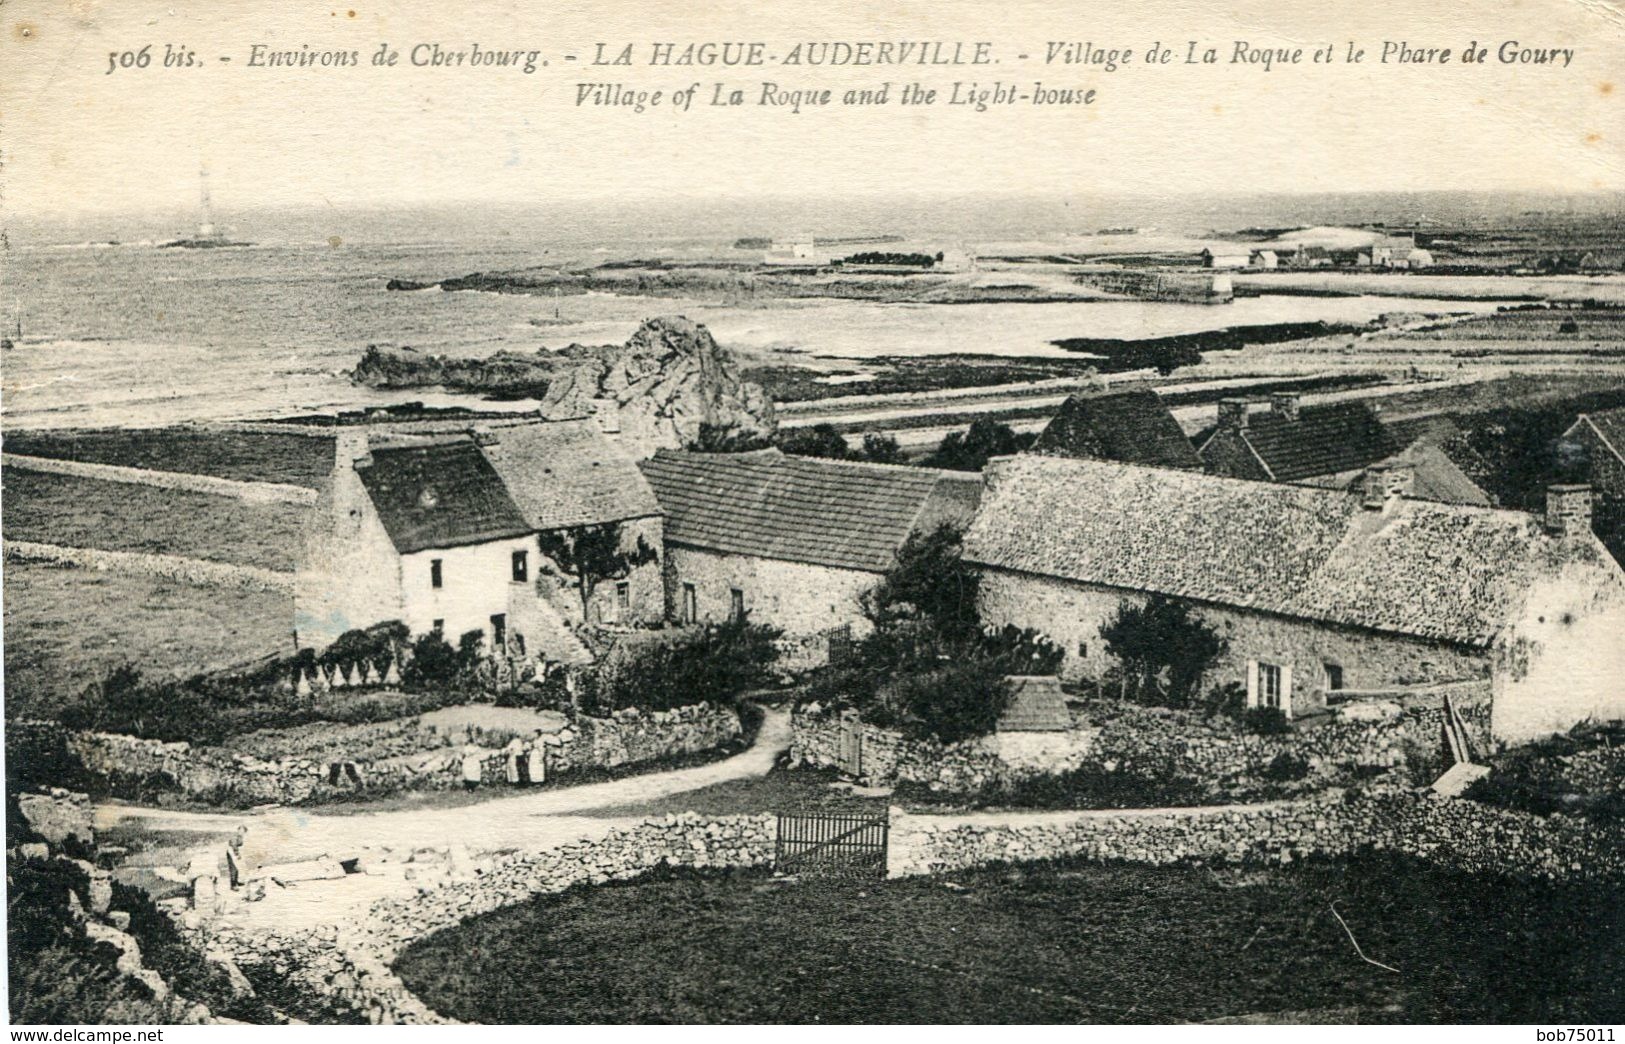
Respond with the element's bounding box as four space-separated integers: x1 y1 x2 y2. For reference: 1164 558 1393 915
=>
663 545 878 636
294 478 404 646
1492 562 1625 744
399 537 535 649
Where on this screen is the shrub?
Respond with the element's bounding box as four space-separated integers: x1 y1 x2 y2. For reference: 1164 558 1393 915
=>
1244 706 1292 736
1098 596 1226 708
922 418 1035 472
862 525 980 643
1262 751 1312 782
403 631 461 688
584 616 782 714
776 423 851 460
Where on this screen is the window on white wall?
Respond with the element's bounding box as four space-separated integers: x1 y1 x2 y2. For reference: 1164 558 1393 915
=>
430 559 443 589
1249 660 1292 718
681 582 697 624
730 587 745 622
616 581 630 617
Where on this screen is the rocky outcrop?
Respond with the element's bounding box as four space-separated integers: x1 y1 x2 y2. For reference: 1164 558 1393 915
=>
350 316 776 456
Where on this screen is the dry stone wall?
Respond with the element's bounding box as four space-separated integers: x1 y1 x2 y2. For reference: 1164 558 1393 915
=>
1 453 317 505
890 791 1625 881
48 701 740 808
3 540 295 593
792 689 1489 797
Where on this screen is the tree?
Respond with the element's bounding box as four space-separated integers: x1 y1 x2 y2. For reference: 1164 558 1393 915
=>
923 418 1035 471
776 423 850 460
861 525 980 642
535 523 659 623
1098 596 1226 707
858 432 903 464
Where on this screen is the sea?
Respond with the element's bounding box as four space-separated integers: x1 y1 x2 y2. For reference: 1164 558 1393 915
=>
3 192 1616 430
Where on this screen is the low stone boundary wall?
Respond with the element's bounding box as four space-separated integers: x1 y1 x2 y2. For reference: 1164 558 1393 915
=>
889 791 1625 881
2 452 318 505
793 691 1487 797
38 701 741 807
3 540 296 594
198 814 775 1024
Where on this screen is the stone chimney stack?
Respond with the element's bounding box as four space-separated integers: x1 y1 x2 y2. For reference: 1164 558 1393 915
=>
1270 392 1302 422
1217 399 1250 431
1545 484 1594 539
1361 460 1415 510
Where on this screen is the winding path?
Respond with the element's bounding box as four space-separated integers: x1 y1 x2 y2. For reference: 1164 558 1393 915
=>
95 705 792 862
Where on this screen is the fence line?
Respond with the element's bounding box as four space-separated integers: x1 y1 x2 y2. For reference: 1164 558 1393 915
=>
2 452 318 505
3 539 297 594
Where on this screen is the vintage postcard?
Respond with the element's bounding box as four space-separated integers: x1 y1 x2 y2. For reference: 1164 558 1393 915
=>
2 0 1622 1031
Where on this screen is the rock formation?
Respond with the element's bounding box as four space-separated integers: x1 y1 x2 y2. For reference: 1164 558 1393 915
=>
350 316 776 457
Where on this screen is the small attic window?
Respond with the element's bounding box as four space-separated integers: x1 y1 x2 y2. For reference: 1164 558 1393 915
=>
418 487 440 509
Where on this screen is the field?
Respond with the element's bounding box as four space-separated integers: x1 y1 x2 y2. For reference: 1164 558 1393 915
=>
1 561 294 719
393 853 1624 1024
3 427 334 489
2 468 308 572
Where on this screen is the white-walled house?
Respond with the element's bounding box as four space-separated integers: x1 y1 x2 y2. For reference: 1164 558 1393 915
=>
962 455 1625 746
295 419 664 666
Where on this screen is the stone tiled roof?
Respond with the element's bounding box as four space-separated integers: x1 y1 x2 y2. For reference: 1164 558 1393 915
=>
357 442 531 555
1030 387 1203 471
963 455 1622 648
998 676 1072 732
639 448 979 573
478 420 661 532
1573 407 1625 465
1200 400 1398 481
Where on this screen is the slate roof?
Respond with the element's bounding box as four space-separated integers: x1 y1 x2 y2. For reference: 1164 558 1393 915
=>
963 455 1623 648
639 448 980 573
1199 400 1398 481
1030 388 1203 471
478 420 661 531
998 676 1072 732
357 442 531 555
1571 407 1625 465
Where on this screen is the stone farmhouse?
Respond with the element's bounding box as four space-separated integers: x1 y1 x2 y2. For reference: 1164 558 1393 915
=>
1028 386 1203 471
638 448 981 655
295 419 663 662
1562 406 1625 499
1199 394 1490 506
963 454 1625 745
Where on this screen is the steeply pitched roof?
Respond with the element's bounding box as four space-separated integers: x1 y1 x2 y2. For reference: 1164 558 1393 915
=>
1030 388 1203 471
998 676 1072 732
477 420 661 531
639 448 980 573
357 442 531 554
963 455 1622 648
1200 400 1398 482
1573 407 1625 465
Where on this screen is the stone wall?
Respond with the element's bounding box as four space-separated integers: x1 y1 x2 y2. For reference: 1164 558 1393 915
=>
1 452 317 505
197 814 775 1024
792 689 1489 797
663 545 877 640
48 701 741 808
977 569 1490 718
4 540 296 594
889 791 1625 881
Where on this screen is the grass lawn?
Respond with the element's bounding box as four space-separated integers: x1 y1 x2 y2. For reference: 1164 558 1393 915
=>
2 561 294 718
394 854 1624 1024
581 761 889 818
3 427 334 489
3 468 308 571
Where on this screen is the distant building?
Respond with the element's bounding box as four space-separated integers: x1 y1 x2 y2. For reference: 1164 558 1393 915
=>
1579 252 1625 273
1281 244 1332 268
638 448 981 656
1250 249 1279 269
1562 407 1625 499
1198 395 1398 483
1029 386 1203 471
1200 247 1250 269
1373 235 1432 269
964 455 1625 745
295 419 663 662
762 239 831 266
936 247 976 272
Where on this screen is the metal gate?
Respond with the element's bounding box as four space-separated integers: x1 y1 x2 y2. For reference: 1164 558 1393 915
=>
774 812 889 879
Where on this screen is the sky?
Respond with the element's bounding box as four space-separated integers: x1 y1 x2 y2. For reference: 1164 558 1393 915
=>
2 0 1622 216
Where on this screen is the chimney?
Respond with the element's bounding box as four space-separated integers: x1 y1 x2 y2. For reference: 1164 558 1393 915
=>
1545 484 1593 538
1217 398 1250 431
1361 460 1414 510
1270 392 1301 422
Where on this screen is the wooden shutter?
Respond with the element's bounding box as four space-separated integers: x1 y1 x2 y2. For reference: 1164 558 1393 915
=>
1280 664 1294 719
1246 660 1260 708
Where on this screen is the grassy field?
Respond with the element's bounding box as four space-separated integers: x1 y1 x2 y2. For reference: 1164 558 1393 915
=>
2 561 294 718
3 468 308 572
3 427 334 489
393 852 1624 1024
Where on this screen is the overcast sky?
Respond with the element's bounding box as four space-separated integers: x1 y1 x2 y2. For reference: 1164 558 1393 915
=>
3 0 1621 216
